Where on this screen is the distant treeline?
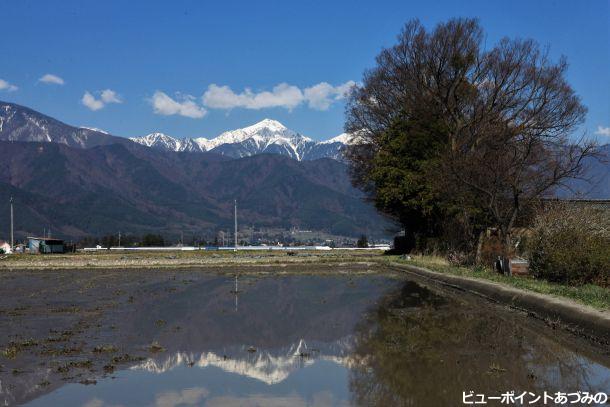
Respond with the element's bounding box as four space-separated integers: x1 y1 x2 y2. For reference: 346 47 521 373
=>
77 234 215 248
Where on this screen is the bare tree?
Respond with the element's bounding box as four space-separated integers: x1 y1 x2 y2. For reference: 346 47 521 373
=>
345 18 596 251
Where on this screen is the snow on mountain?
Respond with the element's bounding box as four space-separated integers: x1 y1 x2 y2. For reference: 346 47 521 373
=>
1 100 351 161
131 338 355 385
129 132 202 152
319 133 353 145
0 100 130 149
80 126 109 135
130 118 350 161
209 118 307 148
205 119 316 160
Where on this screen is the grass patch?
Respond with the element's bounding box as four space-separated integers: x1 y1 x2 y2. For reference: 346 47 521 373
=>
92 345 118 354
148 342 164 353
40 346 82 356
0 249 385 270
1 345 19 359
1 339 39 359
388 255 610 311
112 354 146 364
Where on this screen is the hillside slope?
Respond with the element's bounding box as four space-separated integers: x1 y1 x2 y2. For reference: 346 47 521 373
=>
0 141 390 240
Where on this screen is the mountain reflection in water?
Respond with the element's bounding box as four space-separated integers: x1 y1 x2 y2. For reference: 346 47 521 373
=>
16 275 610 407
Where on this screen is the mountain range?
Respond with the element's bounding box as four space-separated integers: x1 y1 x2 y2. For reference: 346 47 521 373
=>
0 101 389 240
130 119 352 161
0 100 607 241
0 101 350 161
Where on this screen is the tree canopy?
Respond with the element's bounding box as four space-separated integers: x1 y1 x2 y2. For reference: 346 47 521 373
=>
345 18 595 254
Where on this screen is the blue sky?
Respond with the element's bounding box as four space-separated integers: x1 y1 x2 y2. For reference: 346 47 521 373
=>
1 0 609 142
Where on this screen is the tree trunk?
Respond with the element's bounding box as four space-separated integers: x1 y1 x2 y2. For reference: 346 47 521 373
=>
475 230 485 265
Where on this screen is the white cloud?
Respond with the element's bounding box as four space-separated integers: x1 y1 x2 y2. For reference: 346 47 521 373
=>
595 126 610 137
81 398 123 407
150 91 207 119
334 80 356 98
202 81 355 111
203 83 303 111
82 399 104 407
82 92 104 111
101 89 121 103
204 391 342 407
39 73 65 85
303 81 355 110
0 79 18 92
82 89 123 111
155 387 209 407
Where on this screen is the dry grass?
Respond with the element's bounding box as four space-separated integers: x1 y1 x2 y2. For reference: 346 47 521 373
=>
0 249 385 270
389 255 610 311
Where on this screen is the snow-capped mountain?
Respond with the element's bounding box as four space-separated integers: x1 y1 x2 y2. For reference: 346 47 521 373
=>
0 101 352 161
132 338 355 385
130 119 353 161
0 101 130 148
132 132 203 152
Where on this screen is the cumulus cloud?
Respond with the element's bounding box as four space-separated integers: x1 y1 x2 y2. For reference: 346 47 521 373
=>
82 400 105 407
204 391 341 407
595 126 610 137
303 81 355 110
0 79 18 92
81 398 123 407
202 81 355 111
150 91 207 119
82 89 123 111
154 387 209 407
203 83 303 111
39 73 65 85
101 89 122 103
82 92 104 111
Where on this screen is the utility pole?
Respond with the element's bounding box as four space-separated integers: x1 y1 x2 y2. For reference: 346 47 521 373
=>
118 231 121 248
9 196 14 251
234 200 238 251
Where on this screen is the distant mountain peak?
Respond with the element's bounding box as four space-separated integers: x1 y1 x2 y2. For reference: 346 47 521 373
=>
0 100 129 149
250 118 287 131
319 133 352 145
130 119 351 160
0 100 349 161
129 132 202 152
211 118 310 147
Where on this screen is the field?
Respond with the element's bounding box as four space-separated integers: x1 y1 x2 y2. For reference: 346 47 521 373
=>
0 249 384 270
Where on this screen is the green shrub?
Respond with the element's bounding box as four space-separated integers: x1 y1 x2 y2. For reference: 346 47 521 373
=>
528 204 610 287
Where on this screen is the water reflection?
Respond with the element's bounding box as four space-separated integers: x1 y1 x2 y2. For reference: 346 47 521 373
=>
348 282 610 406
3 274 608 406
18 274 394 406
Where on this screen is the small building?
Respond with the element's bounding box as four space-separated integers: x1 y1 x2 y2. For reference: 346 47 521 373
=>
0 241 12 254
27 237 65 254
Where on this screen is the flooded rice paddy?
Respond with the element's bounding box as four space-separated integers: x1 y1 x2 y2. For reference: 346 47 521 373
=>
0 267 608 406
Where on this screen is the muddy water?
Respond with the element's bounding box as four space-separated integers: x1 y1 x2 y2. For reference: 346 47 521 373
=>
0 270 608 406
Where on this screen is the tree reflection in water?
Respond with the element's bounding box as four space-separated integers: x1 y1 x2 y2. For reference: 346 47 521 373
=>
349 281 610 406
